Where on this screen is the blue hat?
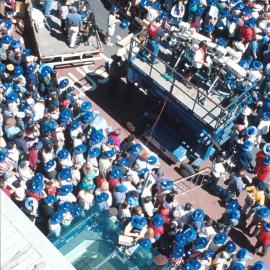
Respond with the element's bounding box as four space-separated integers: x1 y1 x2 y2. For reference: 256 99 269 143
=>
131 215 147 230
147 155 158 165
220 8 230 16
264 221 270 232
225 240 236 253
41 65 53 76
226 200 240 210
59 167 72 180
0 147 8 161
234 2 245 10
44 195 57 205
242 7 252 15
48 120 57 131
111 4 118 12
264 155 270 166
81 111 94 123
90 128 104 145
95 192 109 203
129 143 142 155
252 61 263 71
32 173 44 183
138 168 149 177
50 211 63 224
192 209 205 222
153 1 161 9
44 160 56 171
2 34 12 43
195 6 205 16
57 149 69 160
229 15 239 23
3 82 12 90
140 238 152 250
120 19 129 29
116 184 128 193
58 185 73 196
242 140 253 151
256 206 270 219
245 17 256 28
263 143 270 155
4 20 12 29
217 38 228 47
228 209 241 220
88 147 101 158
60 108 73 122
69 121 80 130
184 227 197 242
6 91 19 103
70 204 84 217
31 181 44 193
194 237 208 251
208 0 217 6
231 263 245 270
175 233 187 246
213 232 227 245
22 48 31 56
26 64 36 73
59 201 73 212
74 144 87 154
102 149 115 159
116 157 128 167
188 259 201 270
236 248 249 260
204 23 215 33
10 39 21 49
152 214 165 227
262 112 270 121
253 261 266 270
140 0 149 7
160 11 169 18
109 168 123 179
59 79 69 89
171 246 184 259
159 179 174 190
246 126 257 137
258 182 267 191
80 101 92 112
0 63 5 72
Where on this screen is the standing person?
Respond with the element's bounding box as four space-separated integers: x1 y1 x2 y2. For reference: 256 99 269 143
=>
44 0 53 18
66 6 82 48
254 221 270 256
106 5 119 46
58 0 69 34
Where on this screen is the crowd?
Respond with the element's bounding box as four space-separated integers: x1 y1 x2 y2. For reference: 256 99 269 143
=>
1 0 270 269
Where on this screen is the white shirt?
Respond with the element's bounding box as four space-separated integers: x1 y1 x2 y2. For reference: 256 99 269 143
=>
248 69 262 83
145 6 159 22
18 166 34 182
78 190 94 211
57 193 77 203
33 102 45 121
211 161 225 178
192 49 205 68
108 14 116 30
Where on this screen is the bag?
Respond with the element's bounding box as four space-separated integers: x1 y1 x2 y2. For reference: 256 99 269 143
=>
118 235 135 246
148 23 157 39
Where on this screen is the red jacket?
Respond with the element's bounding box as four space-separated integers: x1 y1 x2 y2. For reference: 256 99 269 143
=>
240 26 255 43
256 164 270 181
28 149 38 170
255 151 265 169
258 227 270 245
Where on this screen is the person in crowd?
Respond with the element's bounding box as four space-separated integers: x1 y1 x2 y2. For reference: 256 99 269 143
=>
253 221 270 256
106 5 119 46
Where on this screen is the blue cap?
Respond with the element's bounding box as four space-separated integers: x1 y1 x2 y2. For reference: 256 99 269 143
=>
217 37 227 47
234 2 245 10
90 128 104 145
10 39 21 49
74 144 87 154
236 248 249 260
152 214 165 227
44 160 56 171
158 179 174 190
111 4 118 12
140 238 152 250
95 192 109 203
153 1 161 9
131 215 147 230
129 144 142 155
252 61 263 71
58 185 73 196
70 204 84 217
41 65 53 76
208 0 217 5
59 167 72 180
225 240 236 253
264 221 270 232
120 19 129 29
102 149 115 159
32 173 44 183
253 261 266 270
193 237 208 251
213 232 227 245
262 112 270 121
116 157 128 167
0 63 6 72
175 233 187 246
59 79 69 89
231 263 245 270
220 8 230 16
138 168 149 177
242 140 253 151
50 211 63 224
59 201 73 212
81 111 94 123
147 155 158 165
246 126 257 137
44 195 57 205
0 148 8 162
57 149 69 160
69 121 80 130
60 108 73 122
245 17 256 28
171 246 184 259
228 209 241 220
263 143 270 155
140 0 149 7
226 200 240 210
48 120 57 131
264 155 270 166
80 101 92 112
88 147 101 158
204 23 215 33
116 184 128 193
184 227 197 242
229 15 239 23
26 64 36 73
109 168 123 179
256 206 270 219
2 34 12 43
4 20 12 29
22 48 31 56
6 91 19 103
242 7 252 15
192 208 205 222
31 181 44 193
188 259 201 270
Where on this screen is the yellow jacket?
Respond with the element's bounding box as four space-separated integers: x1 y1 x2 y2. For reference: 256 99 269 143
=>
246 186 265 205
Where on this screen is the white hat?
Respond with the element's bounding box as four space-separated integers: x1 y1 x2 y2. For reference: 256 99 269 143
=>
242 106 252 116
253 4 263 12
232 41 246 53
